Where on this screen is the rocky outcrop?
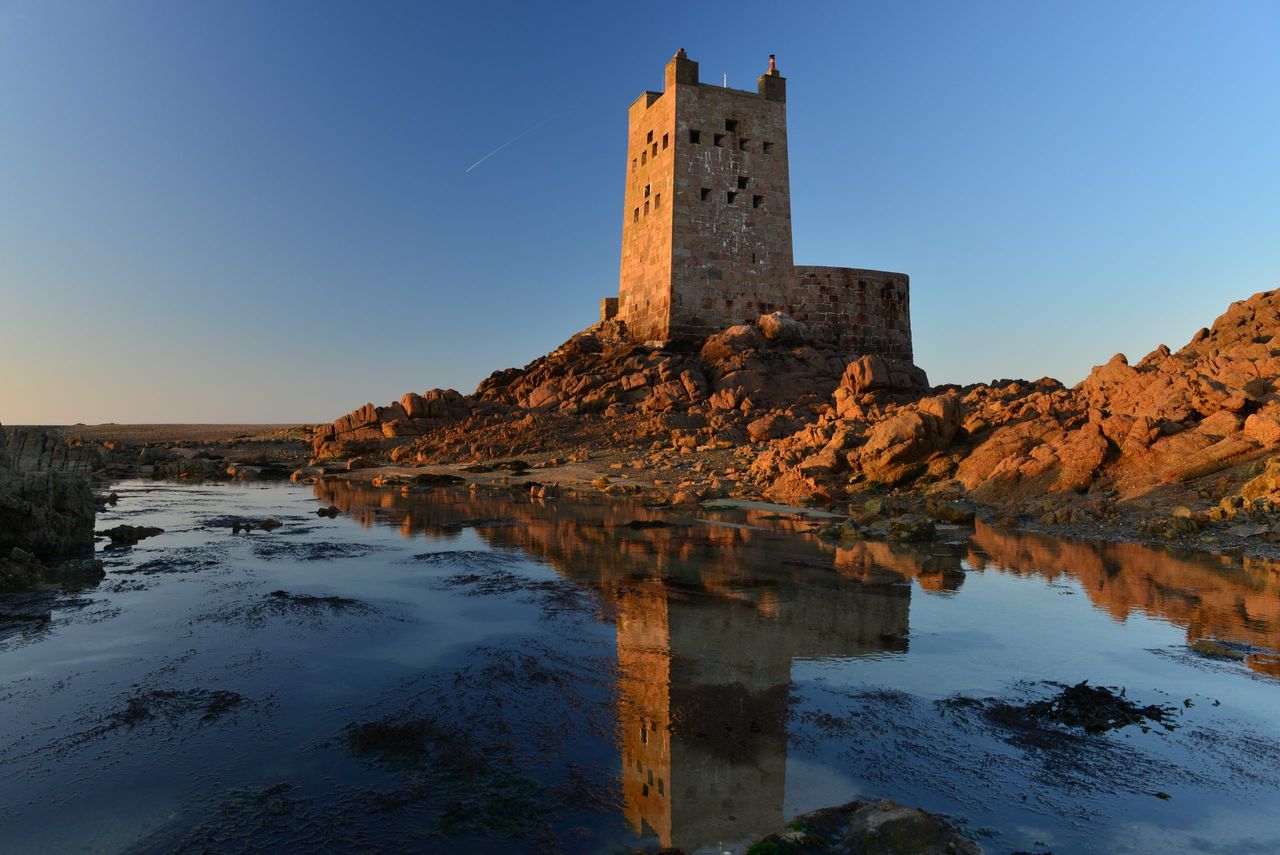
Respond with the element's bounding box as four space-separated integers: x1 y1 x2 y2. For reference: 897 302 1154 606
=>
0 423 101 591
313 313 929 466
313 389 473 458
312 290 1280 544
4 428 102 474
753 289 1280 514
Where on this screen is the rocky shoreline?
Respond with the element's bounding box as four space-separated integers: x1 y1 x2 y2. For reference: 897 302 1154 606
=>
0 423 312 592
304 289 1280 561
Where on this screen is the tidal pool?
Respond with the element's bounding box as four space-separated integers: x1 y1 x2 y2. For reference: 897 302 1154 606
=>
1 480 1278 853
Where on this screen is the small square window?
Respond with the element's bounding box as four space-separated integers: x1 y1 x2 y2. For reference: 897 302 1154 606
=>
713 134 725 147
726 190 737 204
644 184 651 197
654 193 661 209
753 194 763 209
700 188 711 201
662 133 669 150
652 142 658 156
737 176 749 189
633 207 639 222
739 138 750 151
689 129 701 144
725 119 738 133
762 141 774 154
647 130 653 143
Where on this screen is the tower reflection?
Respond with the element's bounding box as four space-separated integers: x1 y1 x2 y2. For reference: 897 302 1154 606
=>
316 481 1280 847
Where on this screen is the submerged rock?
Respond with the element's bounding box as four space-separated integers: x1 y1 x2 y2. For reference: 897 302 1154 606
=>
97 524 164 545
746 798 980 854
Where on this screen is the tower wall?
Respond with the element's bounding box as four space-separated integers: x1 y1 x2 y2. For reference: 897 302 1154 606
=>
791 266 913 361
618 88 677 342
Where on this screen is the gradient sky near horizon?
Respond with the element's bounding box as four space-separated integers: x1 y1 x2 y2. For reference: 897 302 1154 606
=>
2 1 1278 424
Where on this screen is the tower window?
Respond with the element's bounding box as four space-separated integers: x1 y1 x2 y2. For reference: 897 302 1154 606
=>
713 133 725 147
647 130 653 143
689 129 701 144
726 190 737 204
644 184 651 197
652 142 658 156
654 193 660 208
644 200 649 216
725 119 738 133
700 188 711 201
641 150 647 165
739 138 750 151
662 133 669 150
753 194 763 208
631 158 636 172
633 207 639 222
737 176 749 189
762 141 774 154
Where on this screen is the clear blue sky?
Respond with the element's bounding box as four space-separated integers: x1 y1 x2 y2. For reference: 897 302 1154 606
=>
2 0 1277 424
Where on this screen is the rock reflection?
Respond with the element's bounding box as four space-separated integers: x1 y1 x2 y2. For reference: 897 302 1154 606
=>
317 482 909 849
967 521 1280 676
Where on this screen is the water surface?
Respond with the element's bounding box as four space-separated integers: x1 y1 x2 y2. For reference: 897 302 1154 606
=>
1 480 1278 853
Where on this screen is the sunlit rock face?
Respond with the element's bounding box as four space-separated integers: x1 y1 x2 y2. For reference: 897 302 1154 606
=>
755 288 1280 506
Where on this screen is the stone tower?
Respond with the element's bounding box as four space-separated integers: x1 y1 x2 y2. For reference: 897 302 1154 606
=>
615 49 794 344
608 50 913 362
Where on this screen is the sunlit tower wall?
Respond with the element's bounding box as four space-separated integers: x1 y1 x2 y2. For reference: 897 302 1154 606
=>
615 49 795 344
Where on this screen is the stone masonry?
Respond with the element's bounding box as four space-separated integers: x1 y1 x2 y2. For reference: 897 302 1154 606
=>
610 50 912 362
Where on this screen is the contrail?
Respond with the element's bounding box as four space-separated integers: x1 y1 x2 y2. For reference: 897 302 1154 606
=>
464 118 551 173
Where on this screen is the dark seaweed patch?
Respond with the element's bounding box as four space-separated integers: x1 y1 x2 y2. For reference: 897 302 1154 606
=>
337 639 619 846
985 681 1176 735
433 567 597 619
73 687 248 744
404 550 525 569
248 539 385 561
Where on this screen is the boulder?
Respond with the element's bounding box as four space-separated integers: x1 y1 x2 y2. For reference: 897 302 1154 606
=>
843 354 893 395
757 311 809 345
699 324 764 363
747 413 798 443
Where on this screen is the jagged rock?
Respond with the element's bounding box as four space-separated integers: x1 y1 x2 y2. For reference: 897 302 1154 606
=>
0 423 98 590
4 428 101 474
859 393 960 485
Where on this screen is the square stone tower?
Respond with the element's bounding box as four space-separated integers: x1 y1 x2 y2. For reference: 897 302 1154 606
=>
616 49 795 343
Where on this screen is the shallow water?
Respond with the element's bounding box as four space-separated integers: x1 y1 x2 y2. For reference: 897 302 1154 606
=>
1 480 1278 854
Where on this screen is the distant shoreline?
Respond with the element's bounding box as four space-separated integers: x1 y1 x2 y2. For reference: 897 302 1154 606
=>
10 424 312 444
